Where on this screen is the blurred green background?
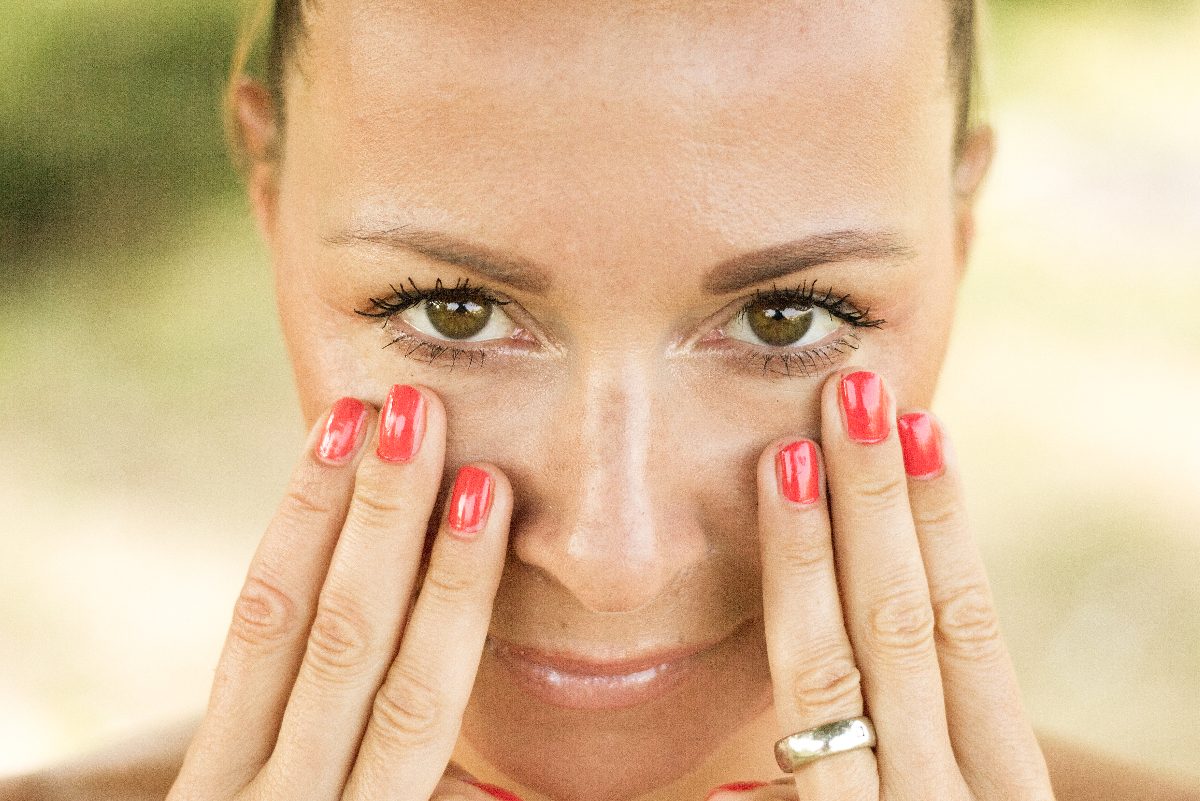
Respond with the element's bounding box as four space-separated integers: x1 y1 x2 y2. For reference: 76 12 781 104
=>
2 0 1198 783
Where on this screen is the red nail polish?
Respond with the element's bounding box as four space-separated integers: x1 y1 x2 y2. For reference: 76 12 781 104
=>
468 781 524 801
840 371 889 444
776 440 819 505
316 397 367 463
898 412 944 478
377 384 426 463
705 781 769 800
448 465 494 536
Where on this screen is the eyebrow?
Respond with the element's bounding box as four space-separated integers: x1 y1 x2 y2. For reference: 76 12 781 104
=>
701 229 916 294
326 226 556 294
326 225 914 296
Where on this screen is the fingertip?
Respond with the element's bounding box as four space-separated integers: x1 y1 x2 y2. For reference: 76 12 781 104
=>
444 461 518 543
897 410 946 480
767 438 823 508
705 780 770 798
467 781 525 801
311 396 370 465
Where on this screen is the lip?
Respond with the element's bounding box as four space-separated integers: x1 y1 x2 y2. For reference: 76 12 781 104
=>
485 628 738 710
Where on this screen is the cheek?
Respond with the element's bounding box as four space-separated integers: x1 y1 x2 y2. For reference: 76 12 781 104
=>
873 272 960 409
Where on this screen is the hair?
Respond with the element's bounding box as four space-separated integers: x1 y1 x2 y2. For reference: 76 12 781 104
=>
227 0 981 169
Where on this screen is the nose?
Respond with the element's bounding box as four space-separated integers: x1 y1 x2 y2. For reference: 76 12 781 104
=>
512 359 706 613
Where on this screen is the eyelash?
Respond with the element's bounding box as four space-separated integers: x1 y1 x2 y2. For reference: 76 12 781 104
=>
353 276 886 376
355 277 513 368
732 280 885 378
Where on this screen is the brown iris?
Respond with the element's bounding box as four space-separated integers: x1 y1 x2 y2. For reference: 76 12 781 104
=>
744 297 815 347
425 298 492 340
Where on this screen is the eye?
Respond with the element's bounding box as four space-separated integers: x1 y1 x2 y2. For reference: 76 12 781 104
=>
398 296 516 342
725 294 842 348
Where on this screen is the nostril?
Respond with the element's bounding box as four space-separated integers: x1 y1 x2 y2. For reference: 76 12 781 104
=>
512 522 689 614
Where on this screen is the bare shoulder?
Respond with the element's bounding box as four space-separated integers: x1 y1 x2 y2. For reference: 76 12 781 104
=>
1040 730 1200 801
0 715 199 801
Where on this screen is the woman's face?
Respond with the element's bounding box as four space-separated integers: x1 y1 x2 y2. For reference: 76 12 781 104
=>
249 1 980 797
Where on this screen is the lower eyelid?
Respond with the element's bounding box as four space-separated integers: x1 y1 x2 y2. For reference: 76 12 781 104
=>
703 328 866 379
745 337 863 378
376 318 542 370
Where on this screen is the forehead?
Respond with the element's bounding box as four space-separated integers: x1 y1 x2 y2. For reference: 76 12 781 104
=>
285 0 956 260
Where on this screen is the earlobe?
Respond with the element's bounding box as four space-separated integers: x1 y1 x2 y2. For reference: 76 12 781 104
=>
230 78 280 241
952 125 996 276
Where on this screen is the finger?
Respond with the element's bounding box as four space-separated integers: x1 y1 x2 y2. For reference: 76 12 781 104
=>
345 463 512 801
704 779 799 801
175 397 373 797
899 412 1052 799
757 437 879 801
257 384 446 799
433 776 526 801
820 370 965 798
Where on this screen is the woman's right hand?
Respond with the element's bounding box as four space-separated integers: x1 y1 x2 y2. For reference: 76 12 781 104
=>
168 384 514 801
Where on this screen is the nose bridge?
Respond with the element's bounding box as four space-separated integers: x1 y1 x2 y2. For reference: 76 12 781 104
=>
574 363 656 567
517 351 696 614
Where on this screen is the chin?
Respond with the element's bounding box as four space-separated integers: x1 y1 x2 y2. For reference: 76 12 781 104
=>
460 620 773 801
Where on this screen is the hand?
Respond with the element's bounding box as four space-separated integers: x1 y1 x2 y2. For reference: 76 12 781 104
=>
734 370 1055 801
168 385 517 801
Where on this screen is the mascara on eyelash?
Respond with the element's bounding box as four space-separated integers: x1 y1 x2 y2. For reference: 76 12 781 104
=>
749 280 885 329
728 282 885 378
353 275 512 319
352 275 885 376
382 325 490 368
751 332 865 378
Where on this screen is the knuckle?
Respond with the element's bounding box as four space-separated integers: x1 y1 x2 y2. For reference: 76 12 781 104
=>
934 583 1003 658
229 575 299 651
280 483 335 522
351 483 408 526
371 665 444 748
788 651 863 723
773 528 833 574
304 593 376 681
849 473 909 513
422 561 478 600
865 581 935 661
913 500 966 538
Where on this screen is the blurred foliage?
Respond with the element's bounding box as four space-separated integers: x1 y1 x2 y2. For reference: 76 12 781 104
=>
4 0 1195 281
1 0 1199 782
0 1 247 276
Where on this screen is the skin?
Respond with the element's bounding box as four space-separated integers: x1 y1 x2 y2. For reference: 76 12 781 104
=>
255 0 975 796
5 1 1200 800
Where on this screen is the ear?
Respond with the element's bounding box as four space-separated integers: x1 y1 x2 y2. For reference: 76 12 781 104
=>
951 125 995 278
230 78 281 243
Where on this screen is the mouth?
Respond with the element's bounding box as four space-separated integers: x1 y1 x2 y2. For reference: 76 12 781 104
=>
485 621 753 710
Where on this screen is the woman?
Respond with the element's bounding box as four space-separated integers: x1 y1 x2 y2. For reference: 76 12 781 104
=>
6 1 1197 800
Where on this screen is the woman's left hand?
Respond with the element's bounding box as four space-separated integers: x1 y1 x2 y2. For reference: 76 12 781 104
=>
724 369 1054 801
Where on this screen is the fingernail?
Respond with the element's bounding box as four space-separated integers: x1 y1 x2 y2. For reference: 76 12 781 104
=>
839 370 889 444
898 412 944 478
316 397 368 464
448 465 494 537
705 781 769 800
468 781 524 801
377 384 426 462
776 440 820 505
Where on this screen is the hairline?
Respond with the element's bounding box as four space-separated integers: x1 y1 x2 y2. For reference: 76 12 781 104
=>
241 0 979 165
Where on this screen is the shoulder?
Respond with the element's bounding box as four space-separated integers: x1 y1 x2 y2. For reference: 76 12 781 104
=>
1 715 199 801
1040 731 1200 801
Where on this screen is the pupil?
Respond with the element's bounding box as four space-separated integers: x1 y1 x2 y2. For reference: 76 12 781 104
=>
426 298 492 340
746 300 814 347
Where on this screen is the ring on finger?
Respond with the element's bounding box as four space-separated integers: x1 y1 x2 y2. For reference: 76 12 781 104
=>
774 716 877 773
